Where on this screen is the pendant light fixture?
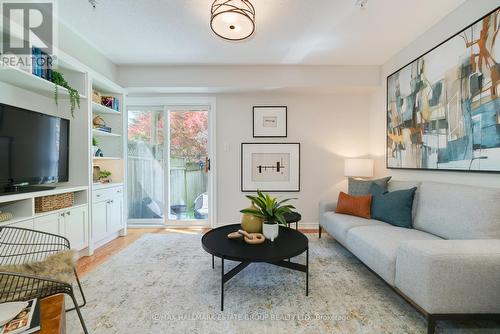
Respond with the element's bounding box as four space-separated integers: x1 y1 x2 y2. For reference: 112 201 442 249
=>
210 0 256 41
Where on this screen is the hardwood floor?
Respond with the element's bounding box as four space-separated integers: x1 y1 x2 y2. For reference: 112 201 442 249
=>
76 227 318 277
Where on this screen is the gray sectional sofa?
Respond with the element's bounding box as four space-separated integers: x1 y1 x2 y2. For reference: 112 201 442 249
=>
319 180 500 334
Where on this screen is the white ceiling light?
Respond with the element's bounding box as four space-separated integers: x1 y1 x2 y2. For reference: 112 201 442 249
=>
210 0 255 41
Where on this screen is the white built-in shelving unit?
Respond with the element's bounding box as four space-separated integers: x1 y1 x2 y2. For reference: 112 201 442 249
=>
0 53 127 257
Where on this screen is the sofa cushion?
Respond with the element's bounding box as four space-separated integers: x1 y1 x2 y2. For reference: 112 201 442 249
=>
345 226 440 285
369 184 417 228
414 182 500 239
335 192 372 219
348 176 391 196
321 211 388 245
388 180 421 220
395 240 500 313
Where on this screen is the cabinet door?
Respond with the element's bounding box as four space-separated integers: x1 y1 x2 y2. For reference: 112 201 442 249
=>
64 206 88 251
9 219 34 229
107 197 123 234
34 212 63 236
92 201 108 241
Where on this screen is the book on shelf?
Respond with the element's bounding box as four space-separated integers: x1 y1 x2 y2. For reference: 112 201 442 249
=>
30 47 53 82
94 125 112 133
0 299 40 334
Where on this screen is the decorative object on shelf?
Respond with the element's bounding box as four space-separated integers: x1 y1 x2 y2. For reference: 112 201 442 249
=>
227 229 265 244
240 201 263 233
253 106 287 137
51 70 81 118
99 170 112 183
93 166 101 182
240 190 296 242
92 137 99 156
0 211 14 223
241 143 300 192
210 0 255 41
101 96 119 111
344 159 374 179
35 193 75 213
387 7 500 173
92 89 102 104
93 115 112 133
95 148 104 157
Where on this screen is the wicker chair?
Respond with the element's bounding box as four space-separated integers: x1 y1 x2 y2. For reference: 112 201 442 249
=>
0 226 88 333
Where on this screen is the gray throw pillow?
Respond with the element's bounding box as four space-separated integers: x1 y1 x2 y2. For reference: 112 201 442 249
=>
369 183 417 228
348 176 392 196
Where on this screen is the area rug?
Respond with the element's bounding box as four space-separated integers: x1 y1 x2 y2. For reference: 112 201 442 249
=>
67 233 497 334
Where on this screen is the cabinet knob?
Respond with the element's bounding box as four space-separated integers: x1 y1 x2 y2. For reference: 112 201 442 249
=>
60 212 65 217
67 211 71 216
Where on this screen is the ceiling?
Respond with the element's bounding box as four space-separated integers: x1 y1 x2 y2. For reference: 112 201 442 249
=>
59 0 466 66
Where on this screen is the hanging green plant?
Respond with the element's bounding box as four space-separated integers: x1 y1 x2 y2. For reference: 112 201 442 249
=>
51 70 81 117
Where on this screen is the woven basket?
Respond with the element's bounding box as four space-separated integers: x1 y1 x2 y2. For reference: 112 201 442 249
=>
35 193 74 213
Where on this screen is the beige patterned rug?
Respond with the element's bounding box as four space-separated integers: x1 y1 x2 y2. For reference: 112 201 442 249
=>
67 233 498 333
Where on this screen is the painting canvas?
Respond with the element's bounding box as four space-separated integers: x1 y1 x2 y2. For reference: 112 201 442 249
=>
387 8 500 172
241 143 300 192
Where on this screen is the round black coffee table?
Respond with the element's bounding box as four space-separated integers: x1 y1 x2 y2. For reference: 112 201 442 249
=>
201 224 309 311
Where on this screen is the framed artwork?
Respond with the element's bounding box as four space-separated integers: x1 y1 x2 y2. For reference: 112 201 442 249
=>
253 106 287 137
387 7 500 173
241 143 300 192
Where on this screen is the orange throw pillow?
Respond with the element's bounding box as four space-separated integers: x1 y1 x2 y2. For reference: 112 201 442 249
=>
335 192 372 219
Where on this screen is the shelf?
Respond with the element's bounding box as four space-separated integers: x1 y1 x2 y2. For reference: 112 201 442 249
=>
92 129 121 137
0 65 87 100
92 102 121 115
93 157 122 160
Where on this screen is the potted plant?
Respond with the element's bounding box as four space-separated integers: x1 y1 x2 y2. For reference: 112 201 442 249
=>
99 170 112 183
240 191 296 242
51 70 81 117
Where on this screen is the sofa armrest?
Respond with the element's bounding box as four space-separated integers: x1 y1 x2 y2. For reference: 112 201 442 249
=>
319 200 337 228
395 240 500 314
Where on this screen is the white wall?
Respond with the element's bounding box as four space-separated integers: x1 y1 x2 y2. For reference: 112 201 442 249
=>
369 0 500 188
118 65 380 93
216 92 371 226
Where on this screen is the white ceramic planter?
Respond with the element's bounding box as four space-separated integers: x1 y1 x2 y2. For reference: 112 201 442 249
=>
263 223 279 242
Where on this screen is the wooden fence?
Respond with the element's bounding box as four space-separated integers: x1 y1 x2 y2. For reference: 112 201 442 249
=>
127 143 207 219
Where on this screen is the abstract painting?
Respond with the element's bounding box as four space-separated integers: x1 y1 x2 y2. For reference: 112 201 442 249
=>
387 7 500 172
241 143 300 192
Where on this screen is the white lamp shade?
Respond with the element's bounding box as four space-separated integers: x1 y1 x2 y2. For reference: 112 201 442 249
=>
344 159 374 178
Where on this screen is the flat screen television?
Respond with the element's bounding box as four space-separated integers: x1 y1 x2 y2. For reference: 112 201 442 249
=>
0 103 69 194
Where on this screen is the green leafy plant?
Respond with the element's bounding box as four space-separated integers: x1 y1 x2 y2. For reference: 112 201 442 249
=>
51 70 81 117
240 190 296 225
92 137 98 146
99 170 112 179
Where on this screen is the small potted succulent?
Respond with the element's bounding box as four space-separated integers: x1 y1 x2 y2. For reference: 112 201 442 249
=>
240 191 296 242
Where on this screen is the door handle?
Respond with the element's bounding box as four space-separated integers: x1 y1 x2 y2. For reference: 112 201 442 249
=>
205 157 211 173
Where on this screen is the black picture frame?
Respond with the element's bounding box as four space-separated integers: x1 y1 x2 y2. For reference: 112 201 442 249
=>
241 142 300 192
252 106 287 138
386 6 500 174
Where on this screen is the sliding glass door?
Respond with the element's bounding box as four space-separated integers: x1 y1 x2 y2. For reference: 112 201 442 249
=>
127 106 211 226
127 108 166 222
